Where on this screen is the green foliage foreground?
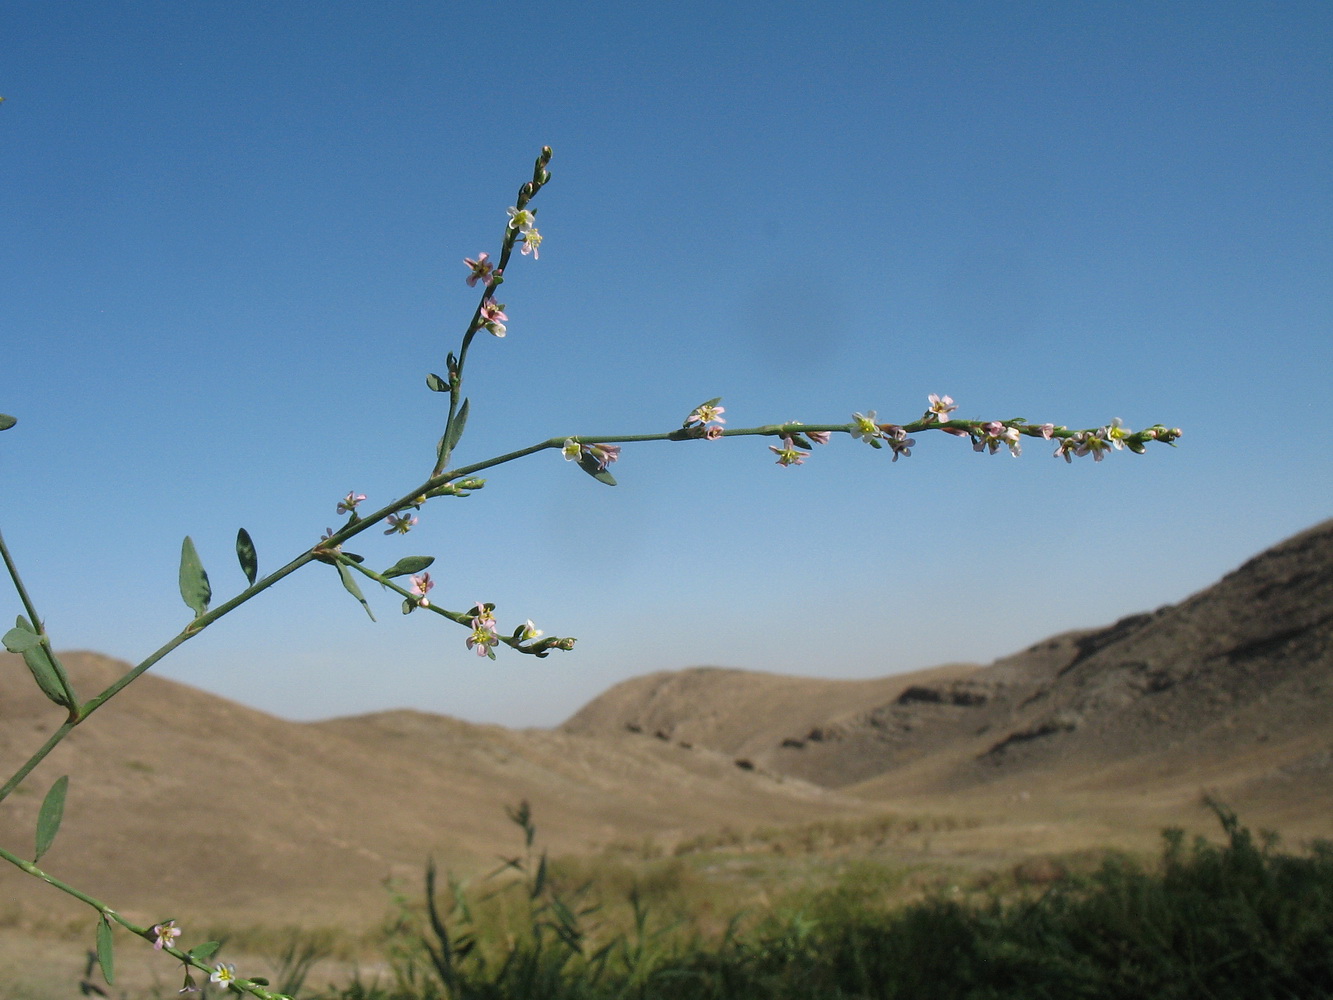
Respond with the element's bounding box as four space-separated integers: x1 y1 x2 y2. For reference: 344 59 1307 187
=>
328 801 1333 1000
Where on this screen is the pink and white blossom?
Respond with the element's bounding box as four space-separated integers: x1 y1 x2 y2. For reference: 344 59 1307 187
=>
464 252 496 287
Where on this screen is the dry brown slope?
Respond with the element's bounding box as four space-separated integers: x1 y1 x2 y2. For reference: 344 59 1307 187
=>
562 660 982 765
561 520 1333 842
1 653 863 930
849 518 1333 800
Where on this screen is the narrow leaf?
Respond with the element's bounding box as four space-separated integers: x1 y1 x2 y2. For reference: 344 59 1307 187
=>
425 372 448 392
178 537 211 618
12 617 67 706
96 916 114 984
34 775 69 862
576 453 618 486
442 397 470 458
532 854 548 899
336 562 376 622
189 941 221 961
382 556 435 579
235 529 258 586
0 413 16 431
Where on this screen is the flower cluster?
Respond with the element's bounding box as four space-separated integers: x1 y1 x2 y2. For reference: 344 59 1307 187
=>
973 421 1023 457
562 438 621 470
1056 426 1113 462
507 206 542 259
467 602 499 658
144 921 255 995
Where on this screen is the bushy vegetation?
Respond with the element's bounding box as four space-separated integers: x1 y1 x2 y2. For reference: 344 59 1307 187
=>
313 802 1333 1000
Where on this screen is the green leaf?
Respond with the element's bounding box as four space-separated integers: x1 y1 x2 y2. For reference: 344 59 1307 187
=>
34 774 69 862
189 940 221 961
10 617 67 706
96 916 114 984
426 372 448 392
3 624 42 653
382 556 435 579
178 537 211 618
443 397 470 457
0 413 16 431
532 853 547 899
576 452 617 486
336 562 376 622
235 528 258 587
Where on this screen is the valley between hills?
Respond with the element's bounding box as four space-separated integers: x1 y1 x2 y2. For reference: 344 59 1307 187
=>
2 520 1329 989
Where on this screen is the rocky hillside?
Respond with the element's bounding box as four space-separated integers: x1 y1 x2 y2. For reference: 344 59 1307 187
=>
570 520 1333 816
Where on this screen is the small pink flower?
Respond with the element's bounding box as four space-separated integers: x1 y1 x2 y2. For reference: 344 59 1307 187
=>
467 624 498 658
471 602 497 631
1036 423 1055 440
410 573 434 607
520 228 542 258
337 492 366 515
152 920 181 951
882 425 916 462
478 298 508 337
926 394 958 422
686 403 726 427
586 443 621 470
464 252 496 287
807 430 832 445
1077 428 1114 461
769 436 809 467
703 424 724 440
384 513 418 535
973 422 1021 456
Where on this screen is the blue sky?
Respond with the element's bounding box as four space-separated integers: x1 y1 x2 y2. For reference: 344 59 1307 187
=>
3 2 1329 727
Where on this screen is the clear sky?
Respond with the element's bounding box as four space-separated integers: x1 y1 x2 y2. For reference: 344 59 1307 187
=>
3 2 1329 728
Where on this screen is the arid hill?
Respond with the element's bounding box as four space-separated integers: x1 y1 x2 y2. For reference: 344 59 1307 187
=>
569 519 1333 833
1 519 1330 933
0 653 858 931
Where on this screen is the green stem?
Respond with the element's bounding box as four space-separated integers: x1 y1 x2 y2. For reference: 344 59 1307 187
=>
0 548 318 803
0 844 287 998
0 527 44 631
0 528 80 713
